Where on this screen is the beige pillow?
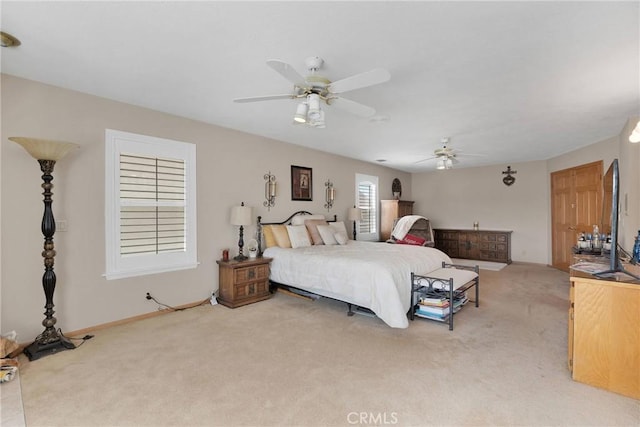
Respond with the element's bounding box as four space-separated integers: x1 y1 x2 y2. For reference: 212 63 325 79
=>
263 225 277 248
305 219 328 245
291 214 326 226
271 225 292 248
317 225 338 245
286 225 312 248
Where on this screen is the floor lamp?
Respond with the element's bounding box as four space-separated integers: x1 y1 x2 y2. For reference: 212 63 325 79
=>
348 206 362 240
9 137 78 361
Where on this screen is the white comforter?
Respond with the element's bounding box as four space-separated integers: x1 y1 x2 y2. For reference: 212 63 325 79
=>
263 241 451 328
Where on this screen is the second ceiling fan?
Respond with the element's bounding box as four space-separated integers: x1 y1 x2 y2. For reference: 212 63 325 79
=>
233 56 390 128
416 138 484 169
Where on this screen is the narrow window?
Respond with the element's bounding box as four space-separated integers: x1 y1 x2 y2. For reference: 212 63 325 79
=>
355 173 379 241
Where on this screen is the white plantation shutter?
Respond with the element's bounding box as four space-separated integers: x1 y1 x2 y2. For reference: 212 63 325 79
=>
355 173 379 241
119 154 186 256
105 130 197 280
358 182 377 234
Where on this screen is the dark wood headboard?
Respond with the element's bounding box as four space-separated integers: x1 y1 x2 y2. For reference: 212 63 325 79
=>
257 211 337 255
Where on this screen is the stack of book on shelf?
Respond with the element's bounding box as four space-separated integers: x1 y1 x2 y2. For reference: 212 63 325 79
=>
414 291 469 322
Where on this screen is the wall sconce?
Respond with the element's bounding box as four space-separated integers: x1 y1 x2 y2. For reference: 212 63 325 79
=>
263 171 276 210
324 179 335 211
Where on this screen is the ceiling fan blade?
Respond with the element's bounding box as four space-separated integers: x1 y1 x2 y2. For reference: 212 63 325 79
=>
233 94 295 103
328 97 376 117
456 152 486 157
327 68 390 94
414 156 437 164
266 60 306 87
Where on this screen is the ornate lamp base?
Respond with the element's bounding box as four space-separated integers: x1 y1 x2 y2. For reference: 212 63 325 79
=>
23 331 75 361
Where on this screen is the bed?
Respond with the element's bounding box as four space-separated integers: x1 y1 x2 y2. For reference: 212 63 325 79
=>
257 212 452 328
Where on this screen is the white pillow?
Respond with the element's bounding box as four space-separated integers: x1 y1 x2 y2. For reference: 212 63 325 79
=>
291 214 326 226
286 225 312 248
329 221 349 238
335 232 348 245
317 225 338 245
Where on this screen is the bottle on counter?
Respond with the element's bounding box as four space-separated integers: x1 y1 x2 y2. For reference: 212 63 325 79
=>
632 230 640 264
592 225 600 249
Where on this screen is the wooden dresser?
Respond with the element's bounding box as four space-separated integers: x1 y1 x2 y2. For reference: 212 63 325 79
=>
568 268 640 399
380 200 414 240
433 229 512 263
216 257 272 308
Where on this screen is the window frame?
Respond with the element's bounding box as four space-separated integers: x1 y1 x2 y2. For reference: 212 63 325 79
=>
105 129 197 280
355 173 379 241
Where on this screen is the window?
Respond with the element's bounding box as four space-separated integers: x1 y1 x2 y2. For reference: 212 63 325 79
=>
355 173 379 241
105 129 197 280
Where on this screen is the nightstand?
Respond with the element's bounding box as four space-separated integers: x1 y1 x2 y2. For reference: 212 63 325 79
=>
216 257 273 308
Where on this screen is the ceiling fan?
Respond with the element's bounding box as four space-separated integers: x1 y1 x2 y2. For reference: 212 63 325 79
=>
233 56 390 128
415 138 484 169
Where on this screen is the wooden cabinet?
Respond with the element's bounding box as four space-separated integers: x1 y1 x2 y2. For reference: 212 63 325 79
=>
216 257 272 308
380 200 414 240
434 229 512 264
568 274 640 399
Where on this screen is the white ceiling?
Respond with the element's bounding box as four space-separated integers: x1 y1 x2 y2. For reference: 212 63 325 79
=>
1 1 638 172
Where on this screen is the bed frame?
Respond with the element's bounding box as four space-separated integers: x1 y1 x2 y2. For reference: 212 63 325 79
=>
257 211 372 318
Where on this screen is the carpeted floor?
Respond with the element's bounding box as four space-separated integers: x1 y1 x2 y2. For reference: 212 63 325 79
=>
12 263 640 426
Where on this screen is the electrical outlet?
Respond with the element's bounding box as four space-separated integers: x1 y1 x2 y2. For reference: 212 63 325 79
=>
56 220 68 232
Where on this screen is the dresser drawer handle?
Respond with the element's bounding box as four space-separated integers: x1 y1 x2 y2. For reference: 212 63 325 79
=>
248 269 256 279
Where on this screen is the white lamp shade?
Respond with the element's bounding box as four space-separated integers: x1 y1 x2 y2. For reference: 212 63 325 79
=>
9 137 78 161
307 94 321 119
348 207 363 221
230 205 253 226
294 102 308 123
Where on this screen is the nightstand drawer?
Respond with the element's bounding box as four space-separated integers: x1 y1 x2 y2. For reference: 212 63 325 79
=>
234 264 269 283
234 280 269 299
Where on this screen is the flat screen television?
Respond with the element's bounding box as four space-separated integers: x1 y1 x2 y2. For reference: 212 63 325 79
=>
595 159 639 280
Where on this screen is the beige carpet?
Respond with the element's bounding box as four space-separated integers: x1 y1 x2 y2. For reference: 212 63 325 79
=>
15 263 640 426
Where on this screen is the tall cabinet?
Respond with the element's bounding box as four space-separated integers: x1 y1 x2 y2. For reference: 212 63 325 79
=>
380 200 414 240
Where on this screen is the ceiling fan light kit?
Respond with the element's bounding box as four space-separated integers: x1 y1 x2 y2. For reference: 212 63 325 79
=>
235 56 390 129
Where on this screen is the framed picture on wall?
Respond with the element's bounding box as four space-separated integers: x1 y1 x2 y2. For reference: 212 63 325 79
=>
291 165 312 201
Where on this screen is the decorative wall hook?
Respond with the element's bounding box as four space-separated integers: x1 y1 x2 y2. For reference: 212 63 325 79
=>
264 171 276 210
324 179 335 211
502 166 517 186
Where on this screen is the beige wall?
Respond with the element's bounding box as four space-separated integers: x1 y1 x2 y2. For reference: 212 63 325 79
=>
0 75 410 339
411 161 550 264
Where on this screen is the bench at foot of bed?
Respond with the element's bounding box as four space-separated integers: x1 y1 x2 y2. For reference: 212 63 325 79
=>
410 261 479 330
